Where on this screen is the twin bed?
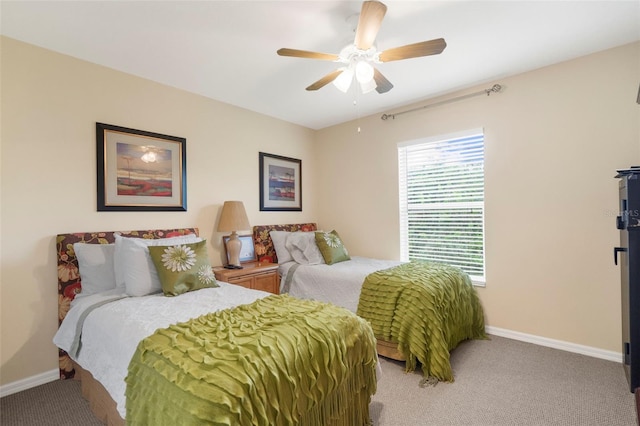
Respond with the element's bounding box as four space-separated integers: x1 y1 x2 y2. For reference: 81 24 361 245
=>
252 223 486 381
55 224 485 425
55 228 378 425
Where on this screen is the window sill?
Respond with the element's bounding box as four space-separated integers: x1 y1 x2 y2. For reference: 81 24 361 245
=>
471 279 486 288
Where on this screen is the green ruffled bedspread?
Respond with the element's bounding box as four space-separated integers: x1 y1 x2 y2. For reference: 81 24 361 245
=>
125 294 378 426
356 261 486 383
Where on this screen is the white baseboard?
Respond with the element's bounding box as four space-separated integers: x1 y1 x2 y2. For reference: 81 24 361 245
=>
0 368 59 398
0 330 623 398
486 325 623 363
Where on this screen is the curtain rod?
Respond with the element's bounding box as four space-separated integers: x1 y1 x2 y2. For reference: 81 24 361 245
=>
380 84 502 121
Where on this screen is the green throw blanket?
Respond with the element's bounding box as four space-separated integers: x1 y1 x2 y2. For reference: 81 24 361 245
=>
125 294 378 426
356 261 486 383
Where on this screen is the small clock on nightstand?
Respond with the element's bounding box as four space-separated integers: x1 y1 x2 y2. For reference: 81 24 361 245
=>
213 262 279 294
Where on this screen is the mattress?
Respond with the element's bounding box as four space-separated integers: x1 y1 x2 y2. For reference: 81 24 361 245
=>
280 256 403 313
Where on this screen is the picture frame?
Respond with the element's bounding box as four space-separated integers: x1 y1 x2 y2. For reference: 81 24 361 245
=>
222 234 256 264
259 152 302 211
96 122 187 211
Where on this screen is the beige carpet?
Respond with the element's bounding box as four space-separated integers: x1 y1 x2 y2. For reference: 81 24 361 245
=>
371 335 637 425
1 335 637 425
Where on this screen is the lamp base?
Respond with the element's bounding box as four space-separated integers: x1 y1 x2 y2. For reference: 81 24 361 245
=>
226 231 243 268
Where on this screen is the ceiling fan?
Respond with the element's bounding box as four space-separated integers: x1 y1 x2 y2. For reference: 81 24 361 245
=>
277 0 446 94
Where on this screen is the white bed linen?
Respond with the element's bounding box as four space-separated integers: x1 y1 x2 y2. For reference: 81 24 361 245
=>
53 282 270 419
280 256 403 313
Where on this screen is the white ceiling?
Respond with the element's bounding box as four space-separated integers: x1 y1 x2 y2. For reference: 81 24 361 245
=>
2 1 639 130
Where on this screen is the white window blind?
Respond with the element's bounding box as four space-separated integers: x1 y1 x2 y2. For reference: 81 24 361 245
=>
398 130 485 283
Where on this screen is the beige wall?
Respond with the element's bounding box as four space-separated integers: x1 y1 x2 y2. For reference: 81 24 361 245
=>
315 42 640 353
0 37 318 385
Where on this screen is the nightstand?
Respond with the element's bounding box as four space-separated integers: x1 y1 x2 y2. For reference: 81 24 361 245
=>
213 262 280 294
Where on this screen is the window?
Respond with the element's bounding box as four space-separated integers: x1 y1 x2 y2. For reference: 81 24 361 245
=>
398 129 485 284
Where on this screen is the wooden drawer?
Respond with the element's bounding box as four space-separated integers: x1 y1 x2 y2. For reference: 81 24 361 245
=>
213 262 279 294
253 272 278 294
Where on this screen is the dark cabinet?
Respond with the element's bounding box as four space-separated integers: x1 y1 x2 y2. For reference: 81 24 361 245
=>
615 167 640 393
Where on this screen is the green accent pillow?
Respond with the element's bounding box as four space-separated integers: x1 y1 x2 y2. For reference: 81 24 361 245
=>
315 230 351 265
148 240 218 296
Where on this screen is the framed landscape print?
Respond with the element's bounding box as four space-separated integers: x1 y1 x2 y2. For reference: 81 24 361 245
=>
96 122 187 211
259 152 302 211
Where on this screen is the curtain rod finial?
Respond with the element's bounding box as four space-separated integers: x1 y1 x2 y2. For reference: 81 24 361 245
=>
488 84 502 95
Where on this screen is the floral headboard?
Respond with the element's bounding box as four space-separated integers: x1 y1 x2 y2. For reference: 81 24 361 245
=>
56 228 198 379
252 223 317 263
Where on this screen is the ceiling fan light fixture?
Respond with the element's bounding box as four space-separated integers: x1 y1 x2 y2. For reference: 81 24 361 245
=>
355 60 374 84
333 67 354 92
360 78 377 94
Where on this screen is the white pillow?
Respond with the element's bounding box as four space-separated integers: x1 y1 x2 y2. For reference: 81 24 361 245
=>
269 231 293 264
114 234 200 297
285 232 325 265
74 243 116 299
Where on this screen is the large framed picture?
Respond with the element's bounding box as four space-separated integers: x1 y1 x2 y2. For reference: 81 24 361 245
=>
259 152 302 211
96 122 187 211
223 234 256 264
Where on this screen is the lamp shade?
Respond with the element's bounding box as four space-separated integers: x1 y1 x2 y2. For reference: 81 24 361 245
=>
217 201 250 232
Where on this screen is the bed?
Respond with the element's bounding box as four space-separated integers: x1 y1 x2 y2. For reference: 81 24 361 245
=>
55 228 378 425
253 223 486 383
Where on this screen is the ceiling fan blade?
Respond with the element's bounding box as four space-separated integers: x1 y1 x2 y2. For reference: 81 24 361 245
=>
378 38 447 62
354 0 387 50
373 68 393 94
306 69 344 91
277 48 339 61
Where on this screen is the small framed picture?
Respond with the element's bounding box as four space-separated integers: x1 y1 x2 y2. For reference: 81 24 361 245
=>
222 234 256 264
259 152 302 211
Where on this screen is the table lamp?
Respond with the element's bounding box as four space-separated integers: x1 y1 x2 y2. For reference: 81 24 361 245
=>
217 201 251 269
